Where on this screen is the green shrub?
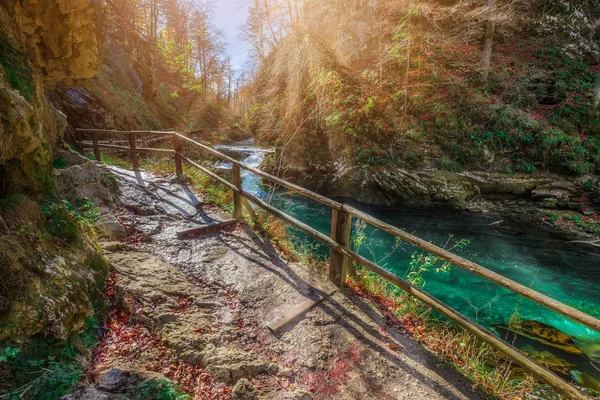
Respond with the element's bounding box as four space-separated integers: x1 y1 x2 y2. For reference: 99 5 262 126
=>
39 199 100 242
0 317 100 399
134 379 190 400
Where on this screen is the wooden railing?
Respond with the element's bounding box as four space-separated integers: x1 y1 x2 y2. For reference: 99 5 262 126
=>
75 128 600 400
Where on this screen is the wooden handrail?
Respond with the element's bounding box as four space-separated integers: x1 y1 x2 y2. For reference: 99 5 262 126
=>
76 129 175 136
81 143 174 154
175 133 344 211
73 128 599 399
342 204 600 334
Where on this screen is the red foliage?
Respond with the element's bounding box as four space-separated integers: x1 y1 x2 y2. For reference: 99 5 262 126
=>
89 274 232 400
300 344 362 398
347 280 426 340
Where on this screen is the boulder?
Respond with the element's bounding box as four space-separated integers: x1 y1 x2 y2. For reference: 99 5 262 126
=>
531 182 574 200
53 149 118 208
496 320 584 355
62 384 128 400
232 378 258 400
95 214 126 240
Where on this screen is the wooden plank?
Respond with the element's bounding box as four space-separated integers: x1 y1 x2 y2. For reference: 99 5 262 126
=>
175 133 343 211
342 204 600 334
129 132 139 170
176 219 237 239
329 209 352 288
232 164 242 220
267 286 337 333
339 246 589 400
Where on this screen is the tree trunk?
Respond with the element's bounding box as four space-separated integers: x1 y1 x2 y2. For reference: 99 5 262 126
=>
480 0 496 83
593 73 600 107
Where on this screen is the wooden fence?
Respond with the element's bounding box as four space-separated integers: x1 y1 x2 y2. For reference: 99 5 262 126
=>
76 128 600 400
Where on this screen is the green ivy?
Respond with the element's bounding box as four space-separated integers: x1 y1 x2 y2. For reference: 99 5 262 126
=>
0 38 33 101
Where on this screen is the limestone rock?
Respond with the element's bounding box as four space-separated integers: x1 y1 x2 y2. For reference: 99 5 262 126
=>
232 378 258 400
53 149 118 208
10 0 102 87
97 369 135 393
95 214 126 240
531 182 574 200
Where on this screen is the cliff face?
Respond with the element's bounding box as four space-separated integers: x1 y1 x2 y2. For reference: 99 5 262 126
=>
11 0 102 87
0 0 107 346
0 0 102 195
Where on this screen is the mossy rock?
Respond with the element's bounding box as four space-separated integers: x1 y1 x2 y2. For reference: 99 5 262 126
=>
496 320 584 355
571 371 600 393
520 345 575 375
0 37 33 101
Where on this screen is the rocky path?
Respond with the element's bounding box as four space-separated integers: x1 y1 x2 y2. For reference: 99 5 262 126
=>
70 166 481 400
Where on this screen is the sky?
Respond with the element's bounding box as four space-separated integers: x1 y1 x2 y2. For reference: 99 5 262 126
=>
213 0 251 71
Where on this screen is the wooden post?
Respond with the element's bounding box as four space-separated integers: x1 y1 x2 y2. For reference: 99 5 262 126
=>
242 198 259 227
329 209 352 288
232 164 242 220
91 131 101 162
172 134 183 176
75 129 84 155
129 132 139 170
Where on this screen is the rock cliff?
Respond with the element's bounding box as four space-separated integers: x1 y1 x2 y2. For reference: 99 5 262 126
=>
10 0 102 87
0 0 106 344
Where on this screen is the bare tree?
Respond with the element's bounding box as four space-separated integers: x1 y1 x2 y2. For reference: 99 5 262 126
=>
480 0 496 83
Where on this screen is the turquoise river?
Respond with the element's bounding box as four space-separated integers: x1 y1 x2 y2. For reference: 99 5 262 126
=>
215 141 600 391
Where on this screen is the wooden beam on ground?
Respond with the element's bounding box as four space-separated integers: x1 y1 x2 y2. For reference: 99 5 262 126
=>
176 219 237 239
267 286 337 333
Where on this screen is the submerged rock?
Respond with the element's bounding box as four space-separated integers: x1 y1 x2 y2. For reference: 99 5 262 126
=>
497 320 584 355
571 370 600 392
521 345 575 375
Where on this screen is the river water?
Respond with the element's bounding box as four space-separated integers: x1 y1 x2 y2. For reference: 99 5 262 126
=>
214 140 600 390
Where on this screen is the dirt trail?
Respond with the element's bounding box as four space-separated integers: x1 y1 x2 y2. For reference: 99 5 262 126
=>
75 166 482 400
